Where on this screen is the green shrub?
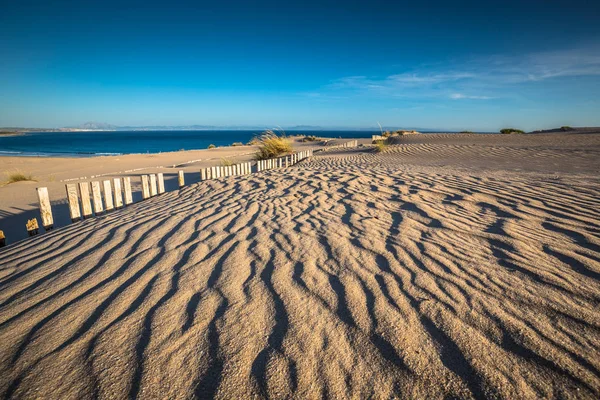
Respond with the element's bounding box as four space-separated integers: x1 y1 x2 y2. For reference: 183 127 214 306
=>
301 135 319 142
208 144 216 149
500 128 524 134
560 126 573 131
460 130 474 134
253 130 293 160
231 142 244 146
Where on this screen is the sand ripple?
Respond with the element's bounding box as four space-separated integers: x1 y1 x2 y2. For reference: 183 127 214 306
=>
1 147 599 399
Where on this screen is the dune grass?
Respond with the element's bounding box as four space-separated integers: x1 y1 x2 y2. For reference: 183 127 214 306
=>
221 158 234 166
253 130 293 160
373 140 389 153
4 171 35 185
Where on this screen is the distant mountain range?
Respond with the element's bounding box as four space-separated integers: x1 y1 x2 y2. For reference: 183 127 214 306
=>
63 122 446 132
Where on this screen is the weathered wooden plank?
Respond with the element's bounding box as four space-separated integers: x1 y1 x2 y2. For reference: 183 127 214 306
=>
91 181 104 214
103 180 114 211
157 173 165 194
123 177 133 205
79 182 93 218
36 187 54 230
66 183 81 222
178 171 185 187
141 175 150 199
113 178 123 208
26 218 39 236
200 168 207 181
149 174 157 196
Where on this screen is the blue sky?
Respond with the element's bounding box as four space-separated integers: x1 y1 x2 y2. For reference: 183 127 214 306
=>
1 0 599 130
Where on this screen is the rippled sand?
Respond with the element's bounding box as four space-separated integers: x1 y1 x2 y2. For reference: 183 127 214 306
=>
1 134 599 399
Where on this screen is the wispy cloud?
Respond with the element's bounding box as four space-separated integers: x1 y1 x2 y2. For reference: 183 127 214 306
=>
450 93 492 100
313 45 600 100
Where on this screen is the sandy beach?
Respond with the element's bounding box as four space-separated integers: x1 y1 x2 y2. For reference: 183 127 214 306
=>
1 132 599 398
0 138 325 244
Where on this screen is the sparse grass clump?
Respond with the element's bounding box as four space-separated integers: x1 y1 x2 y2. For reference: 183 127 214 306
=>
221 158 233 166
500 128 524 134
301 135 319 142
231 142 244 146
4 171 35 184
253 130 292 160
373 140 389 153
208 144 216 149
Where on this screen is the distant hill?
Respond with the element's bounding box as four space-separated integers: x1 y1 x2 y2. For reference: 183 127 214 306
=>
74 122 119 130
528 127 600 134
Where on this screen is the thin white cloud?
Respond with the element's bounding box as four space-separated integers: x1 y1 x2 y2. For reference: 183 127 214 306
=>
316 45 600 99
450 93 492 100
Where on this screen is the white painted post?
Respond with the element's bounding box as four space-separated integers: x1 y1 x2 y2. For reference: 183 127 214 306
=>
113 178 123 209
149 174 157 196
36 187 54 230
92 181 104 214
141 175 150 199
201 168 206 181
123 177 133 205
103 180 114 211
178 171 185 187
66 184 81 222
157 173 165 194
79 182 93 218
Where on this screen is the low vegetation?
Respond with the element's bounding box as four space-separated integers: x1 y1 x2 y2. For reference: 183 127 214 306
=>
301 135 319 142
373 139 389 153
231 142 244 146
500 128 525 134
4 171 35 184
221 158 233 166
207 144 216 149
460 130 474 134
561 126 573 131
253 130 293 160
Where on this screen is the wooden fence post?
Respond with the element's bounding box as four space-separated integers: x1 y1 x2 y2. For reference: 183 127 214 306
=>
103 180 114 211
123 177 133 205
200 169 206 181
113 178 123 208
149 174 157 196
91 181 104 214
178 171 185 187
79 182 93 218
157 173 165 194
26 218 39 236
36 187 54 230
141 175 150 199
66 183 81 222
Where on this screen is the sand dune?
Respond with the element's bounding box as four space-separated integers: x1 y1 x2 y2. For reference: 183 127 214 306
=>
1 135 599 399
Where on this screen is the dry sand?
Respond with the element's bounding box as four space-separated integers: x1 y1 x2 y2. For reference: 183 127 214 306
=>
0 133 599 399
0 139 321 244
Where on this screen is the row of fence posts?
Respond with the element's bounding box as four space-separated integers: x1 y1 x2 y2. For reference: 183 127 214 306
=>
320 140 358 152
1 150 314 247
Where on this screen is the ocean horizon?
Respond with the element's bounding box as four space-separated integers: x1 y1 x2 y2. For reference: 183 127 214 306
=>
0 130 382 157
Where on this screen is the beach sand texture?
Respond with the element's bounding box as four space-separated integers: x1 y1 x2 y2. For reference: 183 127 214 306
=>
1 133 599 399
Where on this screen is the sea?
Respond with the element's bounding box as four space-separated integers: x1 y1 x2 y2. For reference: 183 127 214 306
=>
0 130 380 157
